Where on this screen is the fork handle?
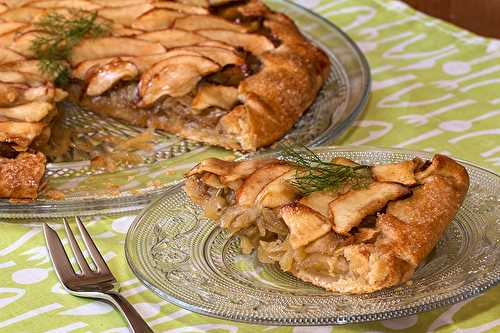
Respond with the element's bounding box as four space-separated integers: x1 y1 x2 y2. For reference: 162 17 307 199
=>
104 291 154 333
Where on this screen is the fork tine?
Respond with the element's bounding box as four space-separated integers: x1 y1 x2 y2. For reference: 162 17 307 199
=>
43 223 76 282
63 218 93 275
75 217 113 276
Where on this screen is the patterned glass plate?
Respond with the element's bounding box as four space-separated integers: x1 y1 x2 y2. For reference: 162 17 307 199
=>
0 0 370 218
125 147 500 325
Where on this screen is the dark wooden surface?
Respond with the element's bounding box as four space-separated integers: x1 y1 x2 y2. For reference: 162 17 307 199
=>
402 0 500 39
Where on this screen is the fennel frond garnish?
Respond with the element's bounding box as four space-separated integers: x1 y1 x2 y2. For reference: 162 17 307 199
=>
30 10 110 86
280 144 372 195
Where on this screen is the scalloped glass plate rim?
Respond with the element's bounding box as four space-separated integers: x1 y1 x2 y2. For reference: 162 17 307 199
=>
125 146 500 326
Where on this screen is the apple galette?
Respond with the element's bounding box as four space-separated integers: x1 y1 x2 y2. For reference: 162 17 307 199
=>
184 148 469 293
0 0 330 199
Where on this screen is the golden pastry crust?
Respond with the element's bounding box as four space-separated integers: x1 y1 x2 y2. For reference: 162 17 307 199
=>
0 152 46 199
184 154 469 294
226 8 330 149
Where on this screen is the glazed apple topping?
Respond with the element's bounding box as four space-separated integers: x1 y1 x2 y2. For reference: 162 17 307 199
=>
138 55 220 106
70 37 166 66
85 59 138 96
131 9 185 31
5 0 279 111
191 84 239 111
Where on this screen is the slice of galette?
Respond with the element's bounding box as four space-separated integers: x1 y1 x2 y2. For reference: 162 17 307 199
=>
184 150 469 294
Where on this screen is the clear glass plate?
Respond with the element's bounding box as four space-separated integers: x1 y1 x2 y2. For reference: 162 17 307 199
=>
0 0 370 218
125 147 500 325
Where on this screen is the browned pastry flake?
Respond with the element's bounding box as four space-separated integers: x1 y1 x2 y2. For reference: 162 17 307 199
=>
0 152 46 199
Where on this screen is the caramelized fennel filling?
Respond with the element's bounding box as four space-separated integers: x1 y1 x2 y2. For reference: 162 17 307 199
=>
70 82 239 148
185 175 287 254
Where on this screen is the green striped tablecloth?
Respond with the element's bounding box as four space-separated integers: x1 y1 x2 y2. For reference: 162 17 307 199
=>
1 0 499 332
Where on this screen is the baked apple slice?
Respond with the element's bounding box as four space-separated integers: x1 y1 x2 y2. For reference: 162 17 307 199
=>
174 15 247 32
131 9 185 31
23 85 66 103
372 159 422 185
0 70 45 86
0 82 23 106
0 47 25 64
98 3 153 26
198 29 274 55
186 158 274 184
72 58 116 80
137 50 211 90
153 2 208 15
72 51 198 79
176 46 244 67
254 169 298 209
70 37 165 65
29 0 102 11
299 191 339 218
176 0 209 7
0 7 46 23
8 30 49 57
197 40 234 50
328 182 409 235
0 22 27 36
92 0 147 7
138 55 220 106
236 162 294 207
191 84 239 111
0 60 53 81
281 203 332 249
0 82 64 106
111 27 144 37
0 101 53 122
85 59 138 96
137 29 208 48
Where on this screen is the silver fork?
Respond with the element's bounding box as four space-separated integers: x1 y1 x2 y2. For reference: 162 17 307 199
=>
43 217 153 333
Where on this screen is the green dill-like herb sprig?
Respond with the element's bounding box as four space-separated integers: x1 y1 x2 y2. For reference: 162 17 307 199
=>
280 144 372 195
30 10 110 86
